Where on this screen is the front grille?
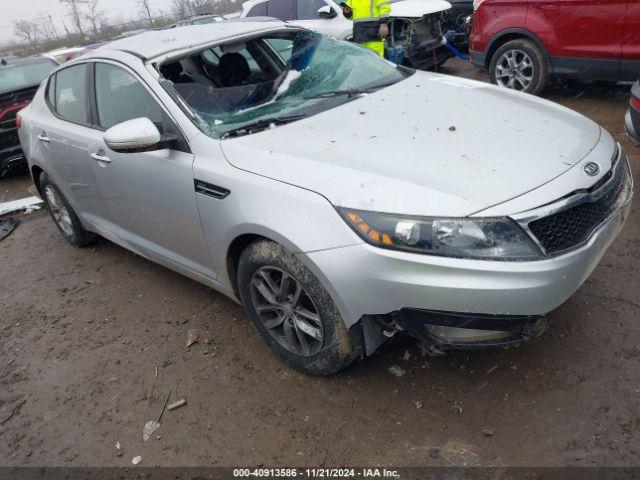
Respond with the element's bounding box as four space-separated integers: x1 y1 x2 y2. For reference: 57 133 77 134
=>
528 156 627 254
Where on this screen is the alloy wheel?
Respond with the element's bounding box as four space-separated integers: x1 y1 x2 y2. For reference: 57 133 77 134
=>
495 49 534 91
249 267 324 357
44 185 74 237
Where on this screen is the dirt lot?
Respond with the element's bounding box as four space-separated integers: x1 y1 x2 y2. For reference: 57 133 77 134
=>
1 59 639 468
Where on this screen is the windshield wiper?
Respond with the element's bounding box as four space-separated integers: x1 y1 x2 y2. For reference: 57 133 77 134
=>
220 114 307 139
303 82 400 100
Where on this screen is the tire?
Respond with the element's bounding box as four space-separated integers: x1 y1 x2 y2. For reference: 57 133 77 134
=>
489 39 547 95
237 240 357 375
39 172 97 247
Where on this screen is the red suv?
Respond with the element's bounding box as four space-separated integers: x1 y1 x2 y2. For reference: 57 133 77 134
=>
470 0 640 95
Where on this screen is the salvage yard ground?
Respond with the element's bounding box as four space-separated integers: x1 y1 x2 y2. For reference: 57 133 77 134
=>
1 59 639 467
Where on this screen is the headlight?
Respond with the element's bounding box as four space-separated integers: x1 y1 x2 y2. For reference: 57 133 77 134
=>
338 208 542 261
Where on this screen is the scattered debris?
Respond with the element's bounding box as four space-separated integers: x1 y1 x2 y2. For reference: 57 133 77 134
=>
157 390 172 422
450 405 463 415
427 447 440 459
388 365 406 377
414 401 423 410
449 125 457 132
481 429 494 437
477 382 488 391
402 350 412 361
0 399 26 425
132 456 142 465
143 420 160 442
486 365 499 375
186 329 199 348
0 218 18 241
0 196 43 216
115 441 122 457
167 398 187 411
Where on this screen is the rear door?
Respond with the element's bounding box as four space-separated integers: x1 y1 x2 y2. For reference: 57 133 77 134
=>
528 0 626 80
87 61 214 278
621 0 640 81
39 62 111 228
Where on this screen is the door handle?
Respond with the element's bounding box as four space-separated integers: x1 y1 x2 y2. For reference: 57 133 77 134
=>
37 134 51 143
90 152 111 164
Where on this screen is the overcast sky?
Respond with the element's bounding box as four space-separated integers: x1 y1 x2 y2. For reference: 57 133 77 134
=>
1 0 181 45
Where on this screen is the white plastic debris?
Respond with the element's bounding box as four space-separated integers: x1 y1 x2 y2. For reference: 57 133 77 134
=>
132 456 142 465
388 365 406 377
0 196 43 216
142 420 160 442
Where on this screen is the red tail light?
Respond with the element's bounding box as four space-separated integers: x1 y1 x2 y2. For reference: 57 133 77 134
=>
632 97 640 110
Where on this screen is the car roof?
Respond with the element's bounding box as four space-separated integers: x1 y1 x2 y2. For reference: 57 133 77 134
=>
93 19 285 61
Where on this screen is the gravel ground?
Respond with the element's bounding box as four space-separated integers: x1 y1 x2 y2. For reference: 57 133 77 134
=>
1 59 639 468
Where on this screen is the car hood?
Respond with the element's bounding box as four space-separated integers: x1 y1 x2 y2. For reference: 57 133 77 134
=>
390 0 452 16
221 72 602 217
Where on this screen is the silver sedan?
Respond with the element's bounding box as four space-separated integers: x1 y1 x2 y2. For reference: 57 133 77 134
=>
17 21 633 374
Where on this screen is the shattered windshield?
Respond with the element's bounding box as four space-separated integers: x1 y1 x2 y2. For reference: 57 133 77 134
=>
159 29 411 138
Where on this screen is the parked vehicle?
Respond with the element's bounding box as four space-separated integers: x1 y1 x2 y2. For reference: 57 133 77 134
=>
42 46 86 64
627 81 640 147
0 56 57 177
241 0 454 69
18 22 633 374
470 0 640 95
167 14 225 28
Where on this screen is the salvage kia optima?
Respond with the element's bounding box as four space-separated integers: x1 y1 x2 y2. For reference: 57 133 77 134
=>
18 21 633 374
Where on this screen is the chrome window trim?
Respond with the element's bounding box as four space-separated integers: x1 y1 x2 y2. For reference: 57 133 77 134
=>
511 144 632 257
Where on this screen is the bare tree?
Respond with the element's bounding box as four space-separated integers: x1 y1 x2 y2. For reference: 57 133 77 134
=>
84 0 104 35
60 0 88 37
47 15 60 39
171 0 193 19
13 20 40 47
138 0 155 27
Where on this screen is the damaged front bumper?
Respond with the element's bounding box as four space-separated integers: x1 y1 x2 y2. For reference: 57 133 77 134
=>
364 309 548 355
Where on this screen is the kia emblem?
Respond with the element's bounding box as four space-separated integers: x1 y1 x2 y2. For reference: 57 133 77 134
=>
583 162 600 177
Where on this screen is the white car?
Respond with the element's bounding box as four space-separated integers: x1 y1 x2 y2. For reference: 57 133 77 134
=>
241 0 454 68
18 21 633 374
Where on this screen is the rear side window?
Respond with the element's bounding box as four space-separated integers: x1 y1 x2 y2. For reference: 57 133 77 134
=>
268 0 296 20
247 2 267 16
94 63 164 130
297 0 329 19
54 63 88 124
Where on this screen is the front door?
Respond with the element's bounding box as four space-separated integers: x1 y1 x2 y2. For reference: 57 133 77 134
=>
88 61 214 279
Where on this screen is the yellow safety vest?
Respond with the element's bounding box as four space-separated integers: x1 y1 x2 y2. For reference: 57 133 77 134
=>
346 0 391 22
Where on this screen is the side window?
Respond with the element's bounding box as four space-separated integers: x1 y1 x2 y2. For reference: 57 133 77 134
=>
94 63 164 130
54 64 88 124
247 2 267 16
264 38 293 63
297 0 330 20
267 0 296 20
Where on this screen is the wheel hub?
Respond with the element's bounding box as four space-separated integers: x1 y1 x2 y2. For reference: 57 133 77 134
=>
249 267 324 357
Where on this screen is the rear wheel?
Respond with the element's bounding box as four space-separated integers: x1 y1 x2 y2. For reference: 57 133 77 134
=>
489 39 547 95
40 172 97 247
237 240 357 375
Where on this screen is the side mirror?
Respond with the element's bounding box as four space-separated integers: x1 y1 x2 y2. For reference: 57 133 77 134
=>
317 5 337 18
104 117 163 153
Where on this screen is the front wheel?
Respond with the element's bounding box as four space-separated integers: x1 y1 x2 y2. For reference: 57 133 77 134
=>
489 39 547 95
237 240 358 375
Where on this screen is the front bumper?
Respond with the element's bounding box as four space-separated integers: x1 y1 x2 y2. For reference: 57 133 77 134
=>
305 168 632 350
